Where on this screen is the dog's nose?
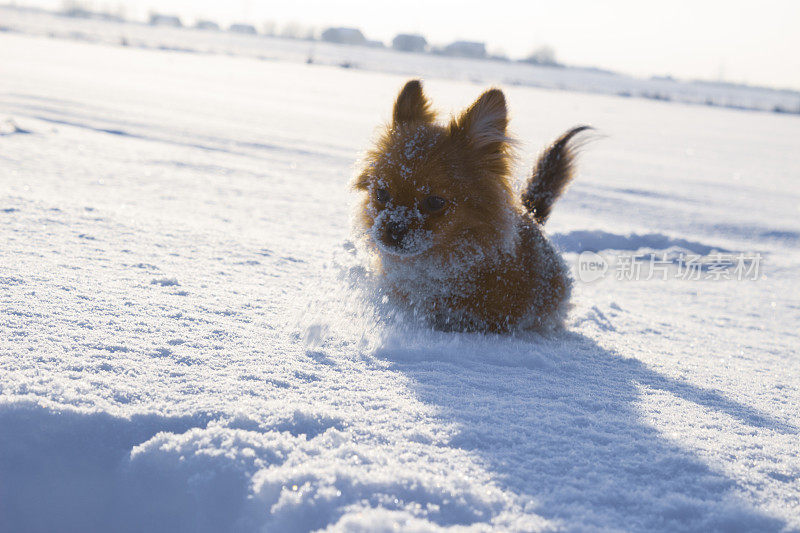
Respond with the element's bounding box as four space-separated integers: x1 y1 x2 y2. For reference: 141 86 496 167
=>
386 221 408 242
387 221 406 236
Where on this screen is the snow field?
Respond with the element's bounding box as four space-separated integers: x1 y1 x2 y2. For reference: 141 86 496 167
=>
1 31 799 532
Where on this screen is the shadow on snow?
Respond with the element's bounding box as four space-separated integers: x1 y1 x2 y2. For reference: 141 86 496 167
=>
376 329 791 532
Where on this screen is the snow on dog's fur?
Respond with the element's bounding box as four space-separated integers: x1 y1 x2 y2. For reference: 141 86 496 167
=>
353 80 590 333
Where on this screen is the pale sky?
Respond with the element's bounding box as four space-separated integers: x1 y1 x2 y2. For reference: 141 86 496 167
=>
19 0 800 89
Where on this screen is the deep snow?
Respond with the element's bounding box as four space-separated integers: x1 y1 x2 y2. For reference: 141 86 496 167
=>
1 28 799 533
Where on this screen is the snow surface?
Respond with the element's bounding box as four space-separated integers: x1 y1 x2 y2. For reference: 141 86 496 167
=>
1 29 800 533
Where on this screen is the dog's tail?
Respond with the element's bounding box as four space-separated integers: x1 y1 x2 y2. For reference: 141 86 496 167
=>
522 125 592 225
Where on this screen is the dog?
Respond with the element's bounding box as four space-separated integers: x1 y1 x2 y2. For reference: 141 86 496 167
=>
353 79 589 333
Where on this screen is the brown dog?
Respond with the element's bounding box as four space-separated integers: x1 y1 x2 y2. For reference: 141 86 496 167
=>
353 80 589 333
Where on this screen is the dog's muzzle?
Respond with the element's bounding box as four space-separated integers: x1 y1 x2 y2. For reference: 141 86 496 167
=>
384 221 408 247
371 206 432 257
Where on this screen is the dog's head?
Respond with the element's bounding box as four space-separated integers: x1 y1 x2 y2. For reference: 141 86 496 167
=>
354 80 518 260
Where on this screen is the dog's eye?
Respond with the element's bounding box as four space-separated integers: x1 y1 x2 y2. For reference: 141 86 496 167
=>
424 196 446 212
376 188 390 203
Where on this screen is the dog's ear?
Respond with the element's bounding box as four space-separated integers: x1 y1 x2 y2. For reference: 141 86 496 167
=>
450 89 509 150
393 80 437 126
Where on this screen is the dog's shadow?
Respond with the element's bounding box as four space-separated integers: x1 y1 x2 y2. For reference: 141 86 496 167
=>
375 329 791 531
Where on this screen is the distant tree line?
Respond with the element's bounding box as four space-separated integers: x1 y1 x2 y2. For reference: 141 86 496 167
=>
59 2 562 64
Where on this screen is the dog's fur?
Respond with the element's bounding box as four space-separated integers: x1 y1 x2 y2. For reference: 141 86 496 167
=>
353 80 588 333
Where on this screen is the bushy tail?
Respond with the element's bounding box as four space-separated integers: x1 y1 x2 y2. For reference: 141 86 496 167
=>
522 125 592 225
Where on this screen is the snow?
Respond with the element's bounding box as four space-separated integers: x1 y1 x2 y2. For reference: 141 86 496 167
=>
1 25 800 533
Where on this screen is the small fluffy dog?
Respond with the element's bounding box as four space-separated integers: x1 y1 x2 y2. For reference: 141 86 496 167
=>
353 80 589 333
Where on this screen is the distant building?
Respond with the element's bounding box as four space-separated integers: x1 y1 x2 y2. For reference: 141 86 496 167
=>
392 34 427 53
229 23 257 35
365 39 385 48
195 20 220 31
62 5 92 18
149 14 182 27
321 27 366 46
62 5 124 22
441 40 486 59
